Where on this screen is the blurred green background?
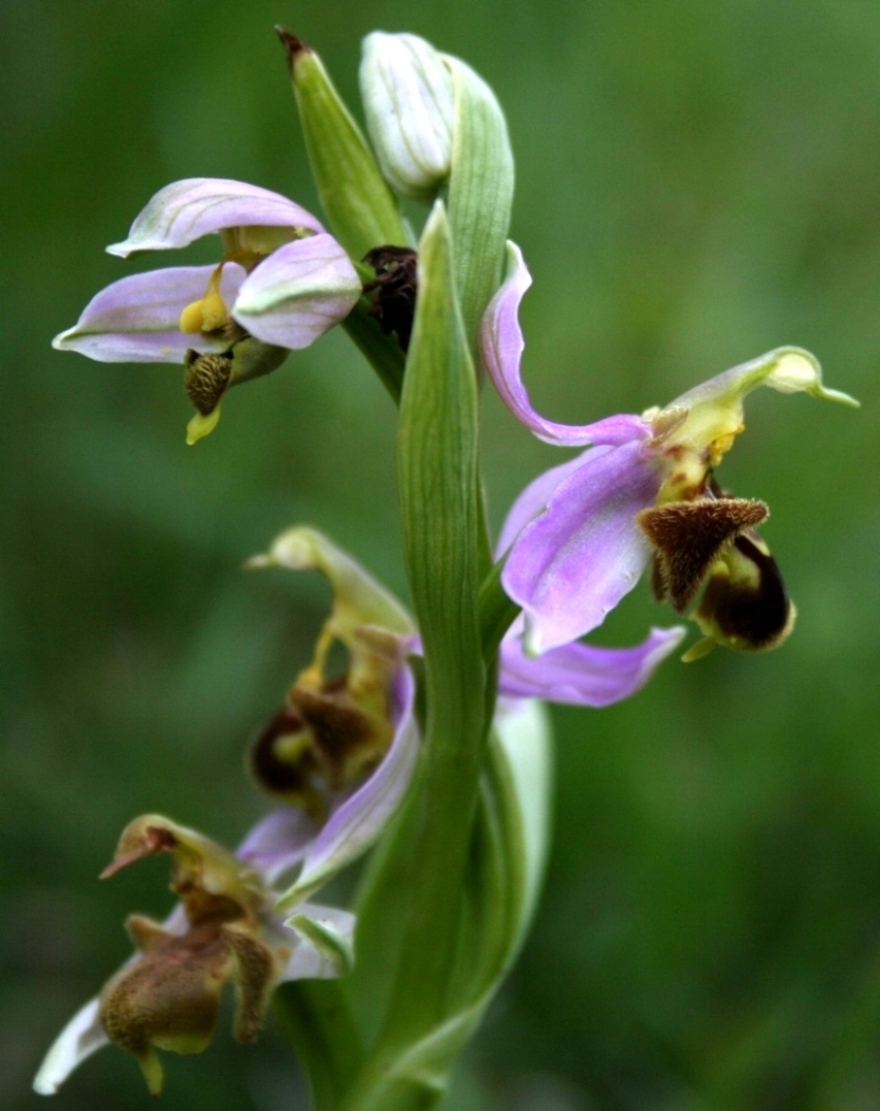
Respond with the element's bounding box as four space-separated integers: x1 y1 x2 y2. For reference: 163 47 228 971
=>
3 1 879 1108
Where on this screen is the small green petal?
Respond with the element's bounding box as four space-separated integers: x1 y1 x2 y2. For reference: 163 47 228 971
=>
666 346 857 420
653 346 858 461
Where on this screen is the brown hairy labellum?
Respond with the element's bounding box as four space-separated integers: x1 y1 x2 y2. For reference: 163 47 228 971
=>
184 350 233 415
249 685 392 818
638 497 769 612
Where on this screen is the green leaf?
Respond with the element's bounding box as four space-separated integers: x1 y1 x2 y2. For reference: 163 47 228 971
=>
398 211 482 689
446 58 515 348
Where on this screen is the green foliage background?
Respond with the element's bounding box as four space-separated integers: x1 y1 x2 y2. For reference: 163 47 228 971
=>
3 1 879 1108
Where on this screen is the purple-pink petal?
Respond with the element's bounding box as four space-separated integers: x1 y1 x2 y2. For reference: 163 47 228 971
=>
481 242 651 447
106 178 325 257
497 448 609 556
236 809 318 885
52 265 245 363
502 440 661 654
499 624 685 707
232 234 361 348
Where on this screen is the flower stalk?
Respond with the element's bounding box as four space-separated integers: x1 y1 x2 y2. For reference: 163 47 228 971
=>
383 202 487 1041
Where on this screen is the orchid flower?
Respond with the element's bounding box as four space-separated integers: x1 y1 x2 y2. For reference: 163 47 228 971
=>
483 242 858 659
244 526 420 908
35 527 422 1098
53 179 362 443
33 813 356 1098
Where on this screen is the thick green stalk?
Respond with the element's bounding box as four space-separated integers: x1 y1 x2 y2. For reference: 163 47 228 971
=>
341 296 405 403
478 556 522 662
274 981 364 1111
389 202 486 1033
332 205 486 1111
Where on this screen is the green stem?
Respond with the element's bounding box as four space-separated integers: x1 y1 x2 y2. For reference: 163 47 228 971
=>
342 299 405 404
478 556 522 662
386 204 487 1043
274 980 365 1111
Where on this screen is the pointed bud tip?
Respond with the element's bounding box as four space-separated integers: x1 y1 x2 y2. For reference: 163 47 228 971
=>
98 856 131 881
822 385 860 408
767 349 859 407
275 26 311 67
105 241 133 259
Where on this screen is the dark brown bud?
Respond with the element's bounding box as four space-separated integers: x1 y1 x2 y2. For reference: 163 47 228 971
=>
275 26 311 68
363 246 418 352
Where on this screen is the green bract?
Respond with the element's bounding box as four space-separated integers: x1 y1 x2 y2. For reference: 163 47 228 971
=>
280 30 409 261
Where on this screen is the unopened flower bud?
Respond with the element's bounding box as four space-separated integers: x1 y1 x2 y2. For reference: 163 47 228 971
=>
360 32 455 201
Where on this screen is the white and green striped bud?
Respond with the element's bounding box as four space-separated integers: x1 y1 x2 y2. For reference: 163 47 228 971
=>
360 32 456 202
359 31 516 346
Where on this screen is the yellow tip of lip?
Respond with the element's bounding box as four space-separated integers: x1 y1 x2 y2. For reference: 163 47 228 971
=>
186 407 222 445
681 636 717 663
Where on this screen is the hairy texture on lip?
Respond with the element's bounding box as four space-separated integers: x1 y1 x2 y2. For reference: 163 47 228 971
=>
184 351 233 415
638 497 769 612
